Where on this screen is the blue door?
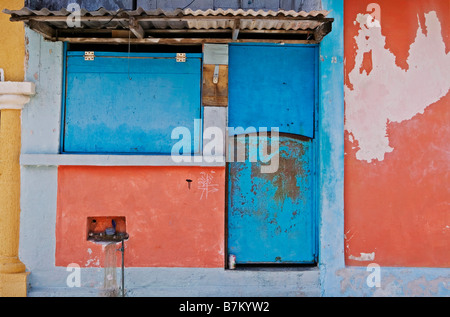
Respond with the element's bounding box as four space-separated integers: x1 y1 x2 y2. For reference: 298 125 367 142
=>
227 44 318 264
63 51 202 154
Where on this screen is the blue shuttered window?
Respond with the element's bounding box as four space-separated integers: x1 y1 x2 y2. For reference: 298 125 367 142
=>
62 51 202 154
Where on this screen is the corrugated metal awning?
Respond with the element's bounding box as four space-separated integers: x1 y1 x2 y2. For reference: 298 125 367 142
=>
3 7 333 44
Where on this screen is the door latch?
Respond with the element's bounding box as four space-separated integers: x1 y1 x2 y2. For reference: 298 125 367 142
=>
213 64 220 84
176 53 186 62
84 51 95 61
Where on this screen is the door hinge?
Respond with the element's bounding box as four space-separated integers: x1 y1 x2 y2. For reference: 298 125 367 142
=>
176 53 186 62
84 51 95 61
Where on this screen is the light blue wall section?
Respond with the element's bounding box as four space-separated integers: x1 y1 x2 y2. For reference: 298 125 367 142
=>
317 0 345 297
26 267 320 297
20 27 67 291
337 267 449 297
22 28 62 154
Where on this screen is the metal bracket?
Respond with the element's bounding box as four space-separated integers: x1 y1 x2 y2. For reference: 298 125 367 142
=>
84 51 95 61
176 53 186 62
213 64 219 84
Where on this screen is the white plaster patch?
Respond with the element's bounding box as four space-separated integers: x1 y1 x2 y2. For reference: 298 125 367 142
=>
345 11 450 162
348 252 375 261
85 257 100 267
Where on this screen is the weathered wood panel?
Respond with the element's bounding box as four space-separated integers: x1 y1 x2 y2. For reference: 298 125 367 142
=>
202 64 228 106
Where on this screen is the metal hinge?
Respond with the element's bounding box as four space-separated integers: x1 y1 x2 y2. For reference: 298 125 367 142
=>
176 53 186 62
84 51 95 61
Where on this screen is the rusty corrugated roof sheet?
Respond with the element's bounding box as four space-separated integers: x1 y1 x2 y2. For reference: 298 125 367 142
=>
3 7 333 43
4 7 329 18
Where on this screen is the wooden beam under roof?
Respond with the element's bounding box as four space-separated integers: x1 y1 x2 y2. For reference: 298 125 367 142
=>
27 19 56 39
10 15 333 23
57 37 319 45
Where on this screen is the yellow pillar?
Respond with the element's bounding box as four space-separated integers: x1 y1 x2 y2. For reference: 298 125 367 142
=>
0 83 35 297
0 0 30 297
0 110 28 296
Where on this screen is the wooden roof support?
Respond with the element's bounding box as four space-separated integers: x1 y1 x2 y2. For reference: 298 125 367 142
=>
232 19 240 41
27 20 56 39
129 17 144 39
314 20 332 42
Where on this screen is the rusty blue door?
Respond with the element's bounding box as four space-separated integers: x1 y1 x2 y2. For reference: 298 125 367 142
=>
227 44 317 264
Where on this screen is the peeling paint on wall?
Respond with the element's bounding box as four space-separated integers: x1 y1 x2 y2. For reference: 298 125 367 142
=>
345 11 450 162
348 252 375 261
343 0 450 269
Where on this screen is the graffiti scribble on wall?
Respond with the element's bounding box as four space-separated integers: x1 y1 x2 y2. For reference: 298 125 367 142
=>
198 171 219 200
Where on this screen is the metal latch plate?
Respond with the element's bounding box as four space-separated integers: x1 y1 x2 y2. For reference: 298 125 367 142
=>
84 51 95 61
213 64 220 84
176 53 186 62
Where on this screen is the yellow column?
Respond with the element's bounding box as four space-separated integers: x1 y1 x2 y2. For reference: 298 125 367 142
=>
0 109 28 296
0 0 29 297
0 85 35 297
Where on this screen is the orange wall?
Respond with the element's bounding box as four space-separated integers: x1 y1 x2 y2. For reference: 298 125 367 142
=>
56 166 225 268
344 0 449 267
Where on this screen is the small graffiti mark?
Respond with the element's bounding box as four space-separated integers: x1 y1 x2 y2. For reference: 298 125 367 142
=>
198 171 219 200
